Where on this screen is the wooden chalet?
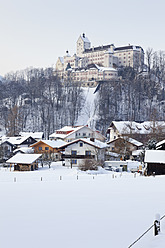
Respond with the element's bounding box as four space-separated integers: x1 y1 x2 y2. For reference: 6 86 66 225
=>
6 154 42 171
30 140 67 161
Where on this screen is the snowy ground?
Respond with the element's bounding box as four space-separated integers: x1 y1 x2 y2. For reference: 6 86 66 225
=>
0 162 165 248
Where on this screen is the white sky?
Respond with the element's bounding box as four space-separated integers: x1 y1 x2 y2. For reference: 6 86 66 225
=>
0 0 165 76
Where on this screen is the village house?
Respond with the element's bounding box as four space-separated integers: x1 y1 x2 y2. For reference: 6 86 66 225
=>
30 139 67 161
107 137 143 160
106 121 165 143
144 150 165 175
49 125 106 143
0 140 15 162
59 138 108 167
3 136 37 149
19 131 44 141
0 136 37 161
6 153 42 171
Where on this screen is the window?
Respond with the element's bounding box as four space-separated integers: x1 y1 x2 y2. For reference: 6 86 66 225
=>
45 147 49 151
71 150 77 155
83 133 86 136
79 143 83 147
72 160 77 164
39 147 42 151
85 151 91 156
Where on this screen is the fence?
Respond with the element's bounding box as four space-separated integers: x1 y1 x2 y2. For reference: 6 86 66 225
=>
128 214 165 248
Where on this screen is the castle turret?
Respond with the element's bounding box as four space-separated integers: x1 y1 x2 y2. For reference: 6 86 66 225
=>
76 33 91 57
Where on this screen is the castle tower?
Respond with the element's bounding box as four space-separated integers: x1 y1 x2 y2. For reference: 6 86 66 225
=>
76 33 91 57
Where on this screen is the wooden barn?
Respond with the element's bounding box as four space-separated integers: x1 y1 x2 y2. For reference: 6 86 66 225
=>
6 154 42 171
144 150 165 175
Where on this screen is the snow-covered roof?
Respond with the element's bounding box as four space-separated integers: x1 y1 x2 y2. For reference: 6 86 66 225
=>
19 132 43 140
128 138 143 147
6 154 42 164
107 137 143 147
156 139 165 148
49 126 90 139
132 149 144 156
81 34 90 43
60 138 108 149
144 150 165 163
13 147 34 154
31 139 67 148
2 136 35 145
95 64 117 72
109 121 165 135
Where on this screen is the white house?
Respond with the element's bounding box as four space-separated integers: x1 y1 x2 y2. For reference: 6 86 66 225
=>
106 121 165 142
49 125 105 143
59 138 108 167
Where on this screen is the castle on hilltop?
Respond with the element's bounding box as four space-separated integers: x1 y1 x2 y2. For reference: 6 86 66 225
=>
55 34 144 86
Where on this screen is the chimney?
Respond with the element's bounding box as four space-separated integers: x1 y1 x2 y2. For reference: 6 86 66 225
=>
90 138 95 142
83 33 85 38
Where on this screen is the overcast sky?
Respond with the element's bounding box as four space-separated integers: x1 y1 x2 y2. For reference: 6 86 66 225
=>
1 0 165 76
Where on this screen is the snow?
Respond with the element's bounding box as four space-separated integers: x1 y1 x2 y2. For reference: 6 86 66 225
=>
13 147 34 154
2 136 33 145
156 139 165 148
32 139 67 148
111 121 165 135
95 64 117 72
81 35 90 43
144 150 165 163
76 87 99 128
6 153 42 164
128 138 143 147
19 131 44 140
0 162 165 248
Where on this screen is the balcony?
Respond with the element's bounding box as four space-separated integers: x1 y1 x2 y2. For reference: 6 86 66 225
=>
62 154 95 159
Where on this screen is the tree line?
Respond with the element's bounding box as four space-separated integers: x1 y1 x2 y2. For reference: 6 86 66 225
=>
0 48 165 138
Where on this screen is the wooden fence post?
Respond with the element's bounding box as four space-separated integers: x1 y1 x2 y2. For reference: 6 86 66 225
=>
154 214 160 236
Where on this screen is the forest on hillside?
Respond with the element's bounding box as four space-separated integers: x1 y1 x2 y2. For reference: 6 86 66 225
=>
0 49 165 137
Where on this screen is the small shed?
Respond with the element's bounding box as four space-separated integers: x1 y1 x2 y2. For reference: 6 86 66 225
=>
6 154 42 171
144 150 165 175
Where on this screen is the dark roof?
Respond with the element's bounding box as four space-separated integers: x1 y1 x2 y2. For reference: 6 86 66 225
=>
84 44 114 53
115 45 144 52
84 44 144 54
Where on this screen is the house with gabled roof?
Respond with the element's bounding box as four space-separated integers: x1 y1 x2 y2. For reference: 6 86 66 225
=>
19 132 44 141
49 125 105 143
107 137 143 160
59 138 108 167
106 121 165 143
3 136 37 148
30 139 67 161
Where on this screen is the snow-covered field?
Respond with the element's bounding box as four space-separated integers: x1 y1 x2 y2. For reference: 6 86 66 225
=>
0 162 165 248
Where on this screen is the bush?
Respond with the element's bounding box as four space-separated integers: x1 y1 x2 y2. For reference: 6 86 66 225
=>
79 159 99 171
